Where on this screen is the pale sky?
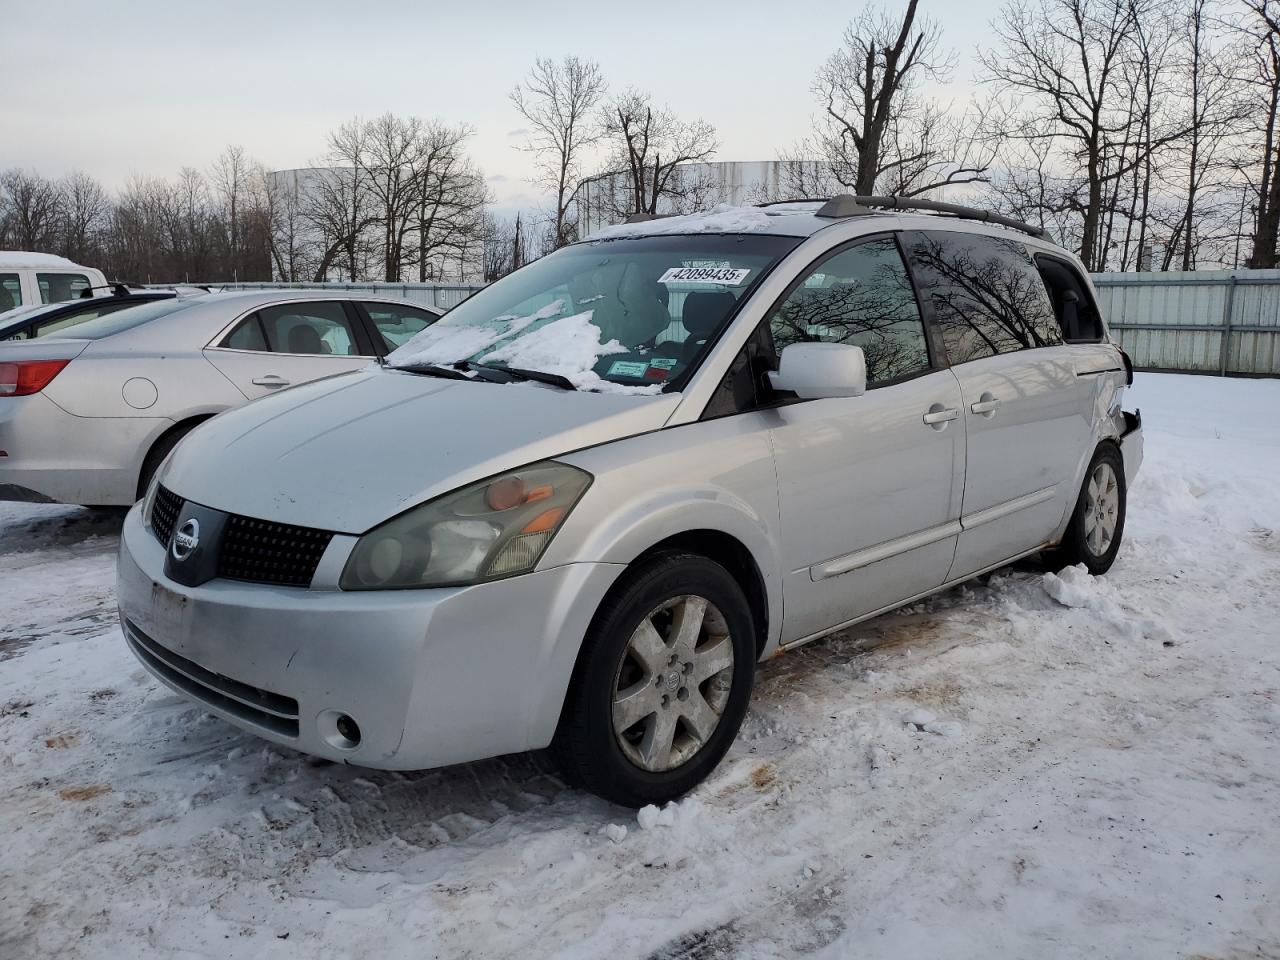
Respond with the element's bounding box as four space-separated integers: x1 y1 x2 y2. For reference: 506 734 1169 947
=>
1 0 1004 217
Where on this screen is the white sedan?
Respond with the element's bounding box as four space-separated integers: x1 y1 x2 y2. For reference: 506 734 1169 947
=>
0 291 441 505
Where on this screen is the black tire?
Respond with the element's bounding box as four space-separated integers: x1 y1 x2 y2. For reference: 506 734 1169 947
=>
135 423 199 501
1045 443 1127 575
553 552 757 808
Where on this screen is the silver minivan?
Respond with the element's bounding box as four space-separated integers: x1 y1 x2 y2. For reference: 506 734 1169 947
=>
117 197 1143 807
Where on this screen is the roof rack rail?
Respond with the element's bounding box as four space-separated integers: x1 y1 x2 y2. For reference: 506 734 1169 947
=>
623 211 679 224
755 198 835 207
813 194 1046 238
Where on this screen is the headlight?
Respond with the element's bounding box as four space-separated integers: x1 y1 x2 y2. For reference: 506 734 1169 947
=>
340 461 592 590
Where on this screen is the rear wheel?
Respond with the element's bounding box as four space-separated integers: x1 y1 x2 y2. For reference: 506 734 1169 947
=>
553 553 756 807
1046 444 1126 575
136 422 200 500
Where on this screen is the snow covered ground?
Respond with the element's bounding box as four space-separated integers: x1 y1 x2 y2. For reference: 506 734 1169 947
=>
2 372 1278 959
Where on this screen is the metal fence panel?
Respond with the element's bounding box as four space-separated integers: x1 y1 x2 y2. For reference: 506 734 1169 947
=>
1092 270 1280 376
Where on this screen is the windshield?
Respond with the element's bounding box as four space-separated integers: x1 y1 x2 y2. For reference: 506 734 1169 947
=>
44 297 200 341
387 234 800 392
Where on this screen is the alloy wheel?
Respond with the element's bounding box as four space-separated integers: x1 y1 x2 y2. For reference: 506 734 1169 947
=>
611 595 735 773
1084 461 1120 556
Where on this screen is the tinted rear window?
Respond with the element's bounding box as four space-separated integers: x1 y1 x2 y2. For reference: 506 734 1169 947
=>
45 298 201 341
903 231 1062 364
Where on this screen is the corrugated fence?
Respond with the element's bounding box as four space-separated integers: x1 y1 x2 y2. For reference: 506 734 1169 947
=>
1092 270 1280 377
209 271 1280 377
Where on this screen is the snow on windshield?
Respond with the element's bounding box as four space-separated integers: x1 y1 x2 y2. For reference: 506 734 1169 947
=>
483 310 659 394
387 299 565 367
587 204 779 240
387 298 662 395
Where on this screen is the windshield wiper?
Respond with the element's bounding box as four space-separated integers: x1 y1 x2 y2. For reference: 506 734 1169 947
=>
466 361 577 391
392 361 472 381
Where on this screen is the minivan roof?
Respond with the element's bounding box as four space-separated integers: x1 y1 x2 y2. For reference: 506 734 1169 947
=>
584 202 1061 249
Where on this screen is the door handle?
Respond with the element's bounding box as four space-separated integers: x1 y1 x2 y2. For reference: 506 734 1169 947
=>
970 393 1001 417
922 405 960 426
251 375 290 388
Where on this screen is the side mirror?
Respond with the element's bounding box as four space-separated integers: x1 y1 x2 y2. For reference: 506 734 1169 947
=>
767 342 867 399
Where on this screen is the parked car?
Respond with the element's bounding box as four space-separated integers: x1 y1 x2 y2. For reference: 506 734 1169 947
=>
0 251 109 310
0 285 186 341
0 291 441 505
117 197 1143 807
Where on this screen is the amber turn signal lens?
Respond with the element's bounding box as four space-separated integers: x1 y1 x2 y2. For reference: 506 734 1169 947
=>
522 507 566 535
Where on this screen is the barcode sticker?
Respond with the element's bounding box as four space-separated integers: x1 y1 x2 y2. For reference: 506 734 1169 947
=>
658 267 751 285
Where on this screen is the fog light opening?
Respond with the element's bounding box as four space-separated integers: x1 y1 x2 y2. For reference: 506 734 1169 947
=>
335 713 361 746
319 709 362 751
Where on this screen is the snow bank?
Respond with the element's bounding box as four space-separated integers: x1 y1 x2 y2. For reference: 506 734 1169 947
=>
588 203 780 240
3 372 1280 959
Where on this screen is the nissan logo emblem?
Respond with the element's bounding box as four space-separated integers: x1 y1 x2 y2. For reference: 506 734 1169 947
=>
172 517 200 561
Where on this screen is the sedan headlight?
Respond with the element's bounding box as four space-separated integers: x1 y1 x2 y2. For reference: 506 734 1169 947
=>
340 461 592 590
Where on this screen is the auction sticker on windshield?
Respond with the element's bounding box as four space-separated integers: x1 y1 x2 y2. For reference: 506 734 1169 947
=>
608 360 650 378
658 267 750 285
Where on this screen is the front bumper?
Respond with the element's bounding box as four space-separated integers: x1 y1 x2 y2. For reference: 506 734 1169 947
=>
0 392 164 504
117 505 623 769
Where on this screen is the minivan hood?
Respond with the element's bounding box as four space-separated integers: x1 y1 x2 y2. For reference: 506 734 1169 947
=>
164 368 680 533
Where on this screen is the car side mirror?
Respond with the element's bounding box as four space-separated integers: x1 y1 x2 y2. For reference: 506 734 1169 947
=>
767 342 867 399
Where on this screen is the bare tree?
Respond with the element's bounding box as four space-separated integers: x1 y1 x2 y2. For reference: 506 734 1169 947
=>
412 122 489 282
1159 0 1248 269
0 170 63 250
1241 0 1280 266
211 145 251 280
811 1 992 197
599 90 719 218
981 0 1150 269
303 167 377 282
359 113 429 281
314 120 379 281
512 56 606 247
57 171 108 265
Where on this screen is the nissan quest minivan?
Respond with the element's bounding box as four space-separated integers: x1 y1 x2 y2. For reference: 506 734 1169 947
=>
117 197 1143 807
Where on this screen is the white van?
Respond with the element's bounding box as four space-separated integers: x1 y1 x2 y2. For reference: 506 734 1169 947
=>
0 252 108 312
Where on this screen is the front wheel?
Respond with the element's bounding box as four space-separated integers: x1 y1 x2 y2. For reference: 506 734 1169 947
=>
553 553 756 808
1046 443 1127 575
